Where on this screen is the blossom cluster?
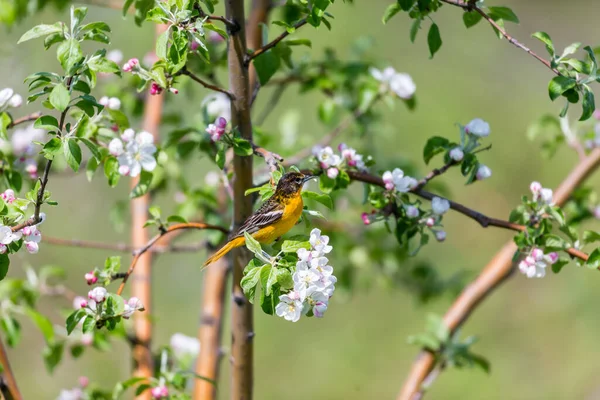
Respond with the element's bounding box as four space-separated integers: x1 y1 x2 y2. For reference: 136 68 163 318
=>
369 67 416 99
0 124 45 179
98 96 121 110
206 117 228 142
0 88 23 111
122 58 177 96
275 229 337 322
0 189 45 254
312 143 367 178
529 181 553 206
73 287 145 319
518 247 559 278
382 168 418 193
56 377 89 400
109 129 157 177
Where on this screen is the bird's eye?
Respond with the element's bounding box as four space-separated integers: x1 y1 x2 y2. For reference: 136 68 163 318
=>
296 177 303 184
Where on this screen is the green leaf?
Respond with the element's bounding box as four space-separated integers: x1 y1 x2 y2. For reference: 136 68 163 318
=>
49 84 70 112
462 11 482 28
488 6 519 23
302 191 333 209
423 136 450 164
56 38 83 73
105 256 121 275
547 76 577 101
253 50 281 85
580 85 595 121
130 171 153 198
426 313 449 342
107 109 130 130
243 231 262 255
1 317 20 347
167 215 188 224
216 146 225 170
156 29 169 59
65 309 87 335
543 234 567 250
34 115 59 131
43 342 64 373
104 157 120 187
77 138 101 161
148 206 161 219
427 23 442 59
86 157 99 181
233 138 253 156
240 264 261 300
410 19 421 43
585 248 600 269
532 31 555 56
281 240 310 253
276 268 293 289
25 308 55 343
382 3 401 24
63 138 82 172
551 258 569 274
43 138 63 159
399 0 414 10
0 254 9 281
583 230 600 244
18 23 65 43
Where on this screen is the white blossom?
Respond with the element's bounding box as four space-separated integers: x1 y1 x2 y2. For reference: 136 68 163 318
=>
275 292 304 322
170 333 200 358
99 96 121 110
11 124 45 157
315 146 341 169
465 118 490 137
431 197 450 215
309 228 332 254
370 67 416 99
106 49 124 64
0 88 14 108
518 248 558 279
449 147 464 161
384 168 417 193
435 230 447 242
405 205 419 219
115 130 157 177
88 287 107 303
57 388 83 400
202 92 231 121
476 165 492 180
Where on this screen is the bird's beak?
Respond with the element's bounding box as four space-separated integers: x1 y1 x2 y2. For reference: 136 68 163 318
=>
302 174 316 183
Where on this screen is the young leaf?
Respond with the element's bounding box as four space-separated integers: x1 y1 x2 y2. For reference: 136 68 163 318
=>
302 191 333 209
49 84 70 112
462 11 482 28
532 31 555 56
427 23 442 58
130 171 153 198
382 3 401 24
579 85 595 121
34 115 59 131
488 6 519 23
410 19 421 43
18 23 65 43
253 50 281 85
0 254 9 281
547 76 577 101
63 138 82 172
423 136 449 164
243 231 262 255
104 157 120 187
65 309 87 335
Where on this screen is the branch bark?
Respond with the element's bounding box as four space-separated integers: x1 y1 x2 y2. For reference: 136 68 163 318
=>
246 0 273 100
225 0 255 398
0 334 21 400
397 147 600 400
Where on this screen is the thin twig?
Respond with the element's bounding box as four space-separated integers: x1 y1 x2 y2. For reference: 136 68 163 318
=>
7 112 42 129
346 170 588 262
181 69 234 99
245 18 307 64
441 0 559 75
0 334 21 400
43 236 208 253
396 147 600 400
116 222 228 296
252 144 283 172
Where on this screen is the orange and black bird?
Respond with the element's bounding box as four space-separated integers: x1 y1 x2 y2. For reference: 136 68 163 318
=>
203 171 315 267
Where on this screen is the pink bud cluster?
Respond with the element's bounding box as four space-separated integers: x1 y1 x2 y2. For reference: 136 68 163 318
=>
206 117 228 142
122 58 139 72
88 287 107 303
361 210 377 225
518 247 558 278
85 271 98 285
150 82 163 96
530 181 553 205
1 189 15 204
151 386 169 399
122 297 145 319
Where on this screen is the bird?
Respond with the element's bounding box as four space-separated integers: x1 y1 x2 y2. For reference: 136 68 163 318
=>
203 171 315 267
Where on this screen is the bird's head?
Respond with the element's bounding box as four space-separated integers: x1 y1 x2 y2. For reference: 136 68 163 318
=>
276 171 315 196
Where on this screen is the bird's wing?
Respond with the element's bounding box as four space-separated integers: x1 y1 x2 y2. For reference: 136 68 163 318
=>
230 199 284 239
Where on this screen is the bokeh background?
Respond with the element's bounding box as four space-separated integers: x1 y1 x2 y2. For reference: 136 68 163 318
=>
2 0 600 399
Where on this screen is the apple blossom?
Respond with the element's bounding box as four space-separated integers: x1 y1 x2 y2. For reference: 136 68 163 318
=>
275 293 304 322
425 217 435 227
405 205 419 218
370 67 416 99
476 165 492 180
435 230 447 242
88 287 107 302
151 386 169 399
1 189 15 204
327 167 339 179
113 130 157 177
309 228 332 254
170 333 201 358
122 58 139 72
203 92 231 121
449 147 464 161
432 197 450 215
84 272 97 285
465 118 490 137
316 146 341 168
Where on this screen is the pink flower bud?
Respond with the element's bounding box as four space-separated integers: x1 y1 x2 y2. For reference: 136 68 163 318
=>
151 386 169 399
361 212 370 225
88 287 107 303
525 256 536 266
545 252 559 264
122 58 139 72
1 189 15 204
85 272 98 285
327 168 339 179
338 143 347 152
25 241 39 254
208 31 224 43
435 230 447 242
518 260 530 274
531 248 544 261
79 376 89 388
169 87 179 94
21 226 32 236
190 40 200 51
215 117 227 129
425 217 435 227
81 333 93 346
79 299 88 308
73 296 87 310
530 181 542 196
118 165 131 176
150 82 163 96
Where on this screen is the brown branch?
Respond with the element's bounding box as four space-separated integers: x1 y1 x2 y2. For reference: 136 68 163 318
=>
0 334 21 400
43 236 208 253
246 0 274 103
225 1 255 398
7 112 42 129
245 18 307 64
441 0 559 75
181 69 234 99
116 222 229 296
397 147 600 400
252 143 283 172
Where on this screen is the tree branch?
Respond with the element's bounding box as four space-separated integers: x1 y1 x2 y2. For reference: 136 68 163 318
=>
252 143 283 172
246 0 274 102
0 334 21 400
396 147 600 400
441 0 559 75
115 222 229 296
181 68 234 99
245 18 307 64
7 112 42 129
225 0 255 398
43 235 208 253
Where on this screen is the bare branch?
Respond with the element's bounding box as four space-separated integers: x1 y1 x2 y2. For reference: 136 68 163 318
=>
43 236 208 253
181 68 234 99
0 334 21 400
245 18 307 64
7 112 42 129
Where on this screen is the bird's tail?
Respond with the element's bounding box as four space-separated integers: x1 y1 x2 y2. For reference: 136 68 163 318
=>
202 237 245 268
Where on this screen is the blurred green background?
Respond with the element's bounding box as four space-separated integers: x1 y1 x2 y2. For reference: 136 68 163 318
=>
3 0 600 399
